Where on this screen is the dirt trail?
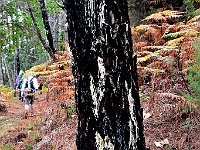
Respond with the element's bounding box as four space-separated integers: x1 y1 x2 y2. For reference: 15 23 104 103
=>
0 92 77 150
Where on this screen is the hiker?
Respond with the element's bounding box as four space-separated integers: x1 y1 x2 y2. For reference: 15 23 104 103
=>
16 70 24 101
21 74 39 118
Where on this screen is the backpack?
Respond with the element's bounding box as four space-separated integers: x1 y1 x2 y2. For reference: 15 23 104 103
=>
25 77 35 90
25 77 35 94
23 77 36 98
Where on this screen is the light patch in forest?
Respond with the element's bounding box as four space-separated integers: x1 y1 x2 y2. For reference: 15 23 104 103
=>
90 57 106 118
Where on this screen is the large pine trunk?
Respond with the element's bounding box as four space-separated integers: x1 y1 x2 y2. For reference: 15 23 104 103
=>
64 0 145 149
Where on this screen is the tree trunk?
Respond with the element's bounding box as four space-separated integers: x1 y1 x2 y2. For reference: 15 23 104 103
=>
53 13 59 50
64 0 145 149
0 55 3 85
39 0 56 53
3 54 13 88
14 48 20 85
26 0 57 62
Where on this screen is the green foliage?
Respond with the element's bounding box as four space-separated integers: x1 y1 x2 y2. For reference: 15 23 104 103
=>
65 104 76 118
42 86 48 93
181 118 191 128
139 91 150 101
25 143 33 150
184 0 200 17
162 29 199 41
0 0 49 86
0 0 67 86
186 38 200 105
46 1 62 14
29 131 41 143
0 144 14 150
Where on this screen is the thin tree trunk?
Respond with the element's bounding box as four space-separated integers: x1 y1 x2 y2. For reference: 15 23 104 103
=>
14 48 20 86
0 55 4 85
26 0 57 62
5 12 14 88
65 0 146 149
39 0 56 53
3 54 13 88
53 13 59 50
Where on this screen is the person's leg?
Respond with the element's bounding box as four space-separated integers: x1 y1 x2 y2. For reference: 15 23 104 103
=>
24 97 32 118
17 88 21 101
30 96 34 116
18 90 22 101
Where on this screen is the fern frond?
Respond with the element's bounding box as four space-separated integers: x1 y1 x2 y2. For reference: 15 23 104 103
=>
135 25 150 34
142 46 178 52
138 66 165 73
187 15 200 24
166 37 185 46
162 29 199 40
142 13 167 23
137 54 152 63
142 10 185 24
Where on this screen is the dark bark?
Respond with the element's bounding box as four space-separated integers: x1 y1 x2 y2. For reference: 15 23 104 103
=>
39 0 56 53
64 0 145 149
0 55 3 85
14 48 20 84
26 0 57 62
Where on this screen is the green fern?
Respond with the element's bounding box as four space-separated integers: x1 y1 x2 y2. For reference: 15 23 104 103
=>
186 38 200 105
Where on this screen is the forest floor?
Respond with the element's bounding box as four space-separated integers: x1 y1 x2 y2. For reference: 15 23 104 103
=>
0 88 199 150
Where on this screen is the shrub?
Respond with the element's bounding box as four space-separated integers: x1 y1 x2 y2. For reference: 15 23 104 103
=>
186 38 200 105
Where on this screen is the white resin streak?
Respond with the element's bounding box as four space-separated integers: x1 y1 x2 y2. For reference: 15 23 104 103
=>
90 57 106 118
99 0 106 28
88 0 106 118
126 82 139 149
87 0 119 149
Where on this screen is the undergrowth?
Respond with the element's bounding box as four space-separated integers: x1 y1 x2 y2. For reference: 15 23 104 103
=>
184 0 200 17
186 38 200 106
0 86 14 100
0 143 14 150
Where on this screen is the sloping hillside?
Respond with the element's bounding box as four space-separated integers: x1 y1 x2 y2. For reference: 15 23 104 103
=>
132 10 200 149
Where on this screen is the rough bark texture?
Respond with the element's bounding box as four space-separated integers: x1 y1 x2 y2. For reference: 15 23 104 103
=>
64 0 145 149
